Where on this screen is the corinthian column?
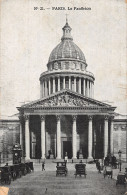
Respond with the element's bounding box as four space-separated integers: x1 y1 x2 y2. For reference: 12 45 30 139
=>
56 115 61 159
92 83 94 98
40 82 43 98
40 115 45 159
69 77 71 90
42 81 44 97
89 81 91 98
45 80 47 97
91 82 93 98
25 115 30 160
87 80 89 97
58 77 60 91
63 77 65 89
53 77 55 93
110 117 114 154
88 115 93 159
72 115 77 159
74 77 76 92
83 78 86 96
104 116 109 157
48 78 51 95
19 115 23 147
79 78 81 94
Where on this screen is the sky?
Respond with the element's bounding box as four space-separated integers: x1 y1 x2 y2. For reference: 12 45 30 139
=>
0 0 127 117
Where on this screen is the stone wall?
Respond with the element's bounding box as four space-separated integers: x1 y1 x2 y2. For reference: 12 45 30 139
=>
0 120 20 163
113 119 127 161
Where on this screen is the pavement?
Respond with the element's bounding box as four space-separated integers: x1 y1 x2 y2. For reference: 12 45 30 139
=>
1 161 127 195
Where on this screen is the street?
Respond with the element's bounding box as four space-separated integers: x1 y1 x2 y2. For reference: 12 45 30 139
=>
6 162 127 195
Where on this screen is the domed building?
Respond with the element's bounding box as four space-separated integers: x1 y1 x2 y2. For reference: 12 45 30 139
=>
40 19 94 99
18 20 116 160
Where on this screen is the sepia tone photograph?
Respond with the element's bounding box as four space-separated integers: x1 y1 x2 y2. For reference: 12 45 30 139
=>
0 0 127 194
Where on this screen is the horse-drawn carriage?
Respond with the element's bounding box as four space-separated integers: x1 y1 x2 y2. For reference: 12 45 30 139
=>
25 162 32 173
103 166 113 179
28 162 34 172
19 163 27 176
116 172 126 186
0 166 11 184
56 162 68 176
14 164 22 178
75 163 87 178
25 162 34 173
9 165 17 181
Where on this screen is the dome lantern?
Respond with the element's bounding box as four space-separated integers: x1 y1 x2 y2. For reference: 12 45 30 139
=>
61 17 73 41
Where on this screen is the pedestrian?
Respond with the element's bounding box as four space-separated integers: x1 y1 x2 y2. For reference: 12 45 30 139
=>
97 160 101 173
42 162 45 171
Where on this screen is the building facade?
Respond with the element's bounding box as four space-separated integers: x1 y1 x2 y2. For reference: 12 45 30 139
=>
0 117 20 163
17 20 118 160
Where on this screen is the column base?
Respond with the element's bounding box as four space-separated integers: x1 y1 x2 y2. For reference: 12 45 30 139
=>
41 157 46 161
25 157 30 161
49 154 54 159
56 157 61 160
79 154 83 159
72 157 77 160
87 157 93 162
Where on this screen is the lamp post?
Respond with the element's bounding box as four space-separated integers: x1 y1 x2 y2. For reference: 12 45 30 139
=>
118 150 122 172
0 152 1 167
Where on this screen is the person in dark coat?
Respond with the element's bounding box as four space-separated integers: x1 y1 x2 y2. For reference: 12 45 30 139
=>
42 162 45 171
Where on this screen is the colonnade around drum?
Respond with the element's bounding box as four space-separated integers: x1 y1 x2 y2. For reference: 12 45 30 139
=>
40 76 94 98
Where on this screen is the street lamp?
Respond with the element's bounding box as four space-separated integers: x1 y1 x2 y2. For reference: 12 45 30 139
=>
118 150 122 172
0 152 1 166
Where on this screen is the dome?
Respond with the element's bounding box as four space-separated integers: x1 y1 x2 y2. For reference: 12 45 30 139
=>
48 20 86 64
48 40 86 63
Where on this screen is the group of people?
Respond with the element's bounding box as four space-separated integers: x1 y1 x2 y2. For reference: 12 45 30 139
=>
96 160 103 173
104 154 117 168
95 154 118 173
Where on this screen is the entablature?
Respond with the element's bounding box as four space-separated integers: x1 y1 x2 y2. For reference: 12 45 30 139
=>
40 70 95 82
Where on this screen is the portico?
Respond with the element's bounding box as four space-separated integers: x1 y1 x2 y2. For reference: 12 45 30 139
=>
18 90 115 160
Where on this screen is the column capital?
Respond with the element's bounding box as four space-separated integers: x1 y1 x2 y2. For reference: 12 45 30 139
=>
88 115 93 120
18 115 24 122
72 115 77 121
56 115 61 122
40 115 45 121
56 75 60 79
24 115 29 121
110 116 114 121
104 115 109 120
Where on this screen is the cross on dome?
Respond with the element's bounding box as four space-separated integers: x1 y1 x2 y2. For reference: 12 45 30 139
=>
66 13 68 23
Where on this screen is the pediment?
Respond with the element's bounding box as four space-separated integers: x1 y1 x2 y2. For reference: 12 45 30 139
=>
20 90 113 109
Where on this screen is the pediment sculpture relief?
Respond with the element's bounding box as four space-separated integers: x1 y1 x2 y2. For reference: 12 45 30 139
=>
38 94 92 107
